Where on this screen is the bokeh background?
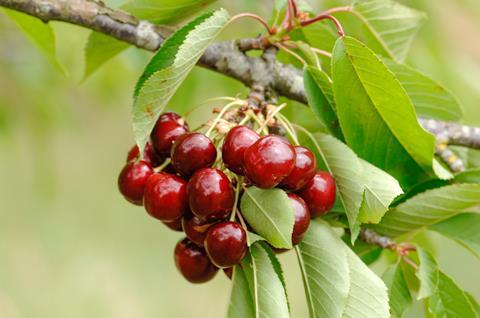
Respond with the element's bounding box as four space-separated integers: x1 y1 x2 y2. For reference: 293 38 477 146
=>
0 0 479 317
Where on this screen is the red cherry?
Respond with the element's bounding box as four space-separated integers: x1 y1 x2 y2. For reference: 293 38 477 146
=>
288 194 311 245
174 238 218 284
243 135 295 188
143 173 188 222
127 142 163 166
182 213 215 246
171 133 217 177
204 221 247 268
187 168 234 221
222 126 260 175
163 219 183 232
151 112 189 154
223 267 233 280
118 160 153 205
281 146 317 191
297 171 336 217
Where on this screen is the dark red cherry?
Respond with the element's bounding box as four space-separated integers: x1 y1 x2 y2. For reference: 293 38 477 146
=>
143 173 188 222
281 146 317 191
151 112 189 154
127 142 163 166
223 267 233 280
297 171 336 217
171 133 216 177
222 126 260 175
118 160 153 205
174 238 218 284
163 218 183 232
187 168 234 221
204 221 247 268
288 193 311 245
182 213 215 246
243 135 295 188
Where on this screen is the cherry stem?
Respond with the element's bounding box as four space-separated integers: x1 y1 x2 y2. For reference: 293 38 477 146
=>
231 13 275 35
257 103 287 133
275 43 307 65
229 176 243 222
276 114 300 145
154 158 171 173
205 100 243 137
247 110 268 135
235 202 249 232
311 47 333 58
185 96 237 119
300 14 345 36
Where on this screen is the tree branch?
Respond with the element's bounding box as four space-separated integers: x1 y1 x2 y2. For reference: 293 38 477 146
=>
2 0 480 151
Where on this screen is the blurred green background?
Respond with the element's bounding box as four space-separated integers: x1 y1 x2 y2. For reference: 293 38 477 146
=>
0 0 479 317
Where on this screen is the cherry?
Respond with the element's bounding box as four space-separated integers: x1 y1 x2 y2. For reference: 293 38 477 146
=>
143 173 188 222
151 112 189 154
187 168 234 221
182 212 215 246
118 160 153 205
288 194 311 245
297 171 336 217
163 218 183 232
171 133 217 177
222 126 260 175
127 142 163 167
243 135 296 188
204 221 247 268
174 238 218 284
281 146 316 191
223 267 233 280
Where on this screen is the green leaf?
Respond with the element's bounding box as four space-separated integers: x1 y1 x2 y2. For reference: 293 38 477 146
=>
122 0 218 24
429 213 480 259
84 0 217 79
301 21 338 53
374 184 480 237
240 187 295 249
382 263 413 317
296 42 321 68
133 9 230 152
3 9 63 73
83 32 130 79
228 266 255 318
352 0 426 62
296 220 389 318
383 59 463 121
297 129 402 240
416 248 478 317
332 36 443 187
303 66 344 140
241 242 290 318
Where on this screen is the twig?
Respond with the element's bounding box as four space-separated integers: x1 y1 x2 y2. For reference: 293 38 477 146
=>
419 118 480 149
435 143 465 173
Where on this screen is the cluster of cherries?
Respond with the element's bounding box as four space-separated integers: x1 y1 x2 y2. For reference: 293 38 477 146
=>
118 111 336 283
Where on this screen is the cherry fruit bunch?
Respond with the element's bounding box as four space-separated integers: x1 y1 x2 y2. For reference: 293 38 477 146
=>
117 103 336 284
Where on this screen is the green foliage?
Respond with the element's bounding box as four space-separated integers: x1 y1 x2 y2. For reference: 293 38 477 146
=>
332 36 449 187
133 9 230 153
240 187 295 249
296 220 389 318
429 213 480 259
374 184 480 237
3 9 63 73
228 266 255 318
382 263 413 317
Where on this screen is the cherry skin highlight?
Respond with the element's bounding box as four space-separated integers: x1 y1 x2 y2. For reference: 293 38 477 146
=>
174 238 218 284
281 146 316 191
204 221 247 268
118 160 153 205
222 126 260 175
243 135 296 188
171 133 217 177
288 193 311 245
297 171 336 217
187 168 234 221
182 212 215 246
143 173 188 222
151 112 189 154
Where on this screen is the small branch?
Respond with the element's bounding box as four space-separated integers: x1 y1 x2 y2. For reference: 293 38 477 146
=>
419 118 480 149
435 143 465 173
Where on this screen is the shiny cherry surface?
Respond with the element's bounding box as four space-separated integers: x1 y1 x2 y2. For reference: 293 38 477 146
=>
163 218 183 232
243 135 295 188
174 238 218 283
171 133 217 177
222 126 260 175
297 171 336 217
151 112 189 154
288 193 311 245
182 212 215 246
281 146 316 191
204 221 247 268
143 173 188 222
118 160 153 205
187 168 234 221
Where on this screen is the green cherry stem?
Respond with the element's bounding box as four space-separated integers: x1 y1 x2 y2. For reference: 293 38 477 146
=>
229 176 243 222
205 100 243 137
154 158 171 173
276 113 300 145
